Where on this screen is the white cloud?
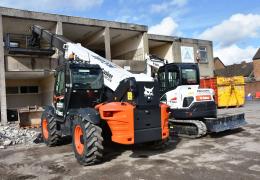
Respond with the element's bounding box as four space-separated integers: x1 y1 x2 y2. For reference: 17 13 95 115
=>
148 17 179 36
0 0 103 11
199 13 260 47
115 14 146 23
172 0 188 7
214 44 257 65
151 0 188 13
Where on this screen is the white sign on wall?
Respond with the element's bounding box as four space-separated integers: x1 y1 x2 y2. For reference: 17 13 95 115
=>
181 46 195 63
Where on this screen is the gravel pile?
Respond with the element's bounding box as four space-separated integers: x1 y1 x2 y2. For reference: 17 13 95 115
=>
0 123 41 149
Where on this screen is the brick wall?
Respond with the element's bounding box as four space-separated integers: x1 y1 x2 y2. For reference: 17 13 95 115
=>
253 59 260 81
245 81 260 97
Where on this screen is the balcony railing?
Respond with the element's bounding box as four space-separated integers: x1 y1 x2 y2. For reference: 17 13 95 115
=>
4 33 55 56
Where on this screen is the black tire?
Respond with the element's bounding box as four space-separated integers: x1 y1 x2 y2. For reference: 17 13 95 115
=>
41 108 60 146
72 118 104 165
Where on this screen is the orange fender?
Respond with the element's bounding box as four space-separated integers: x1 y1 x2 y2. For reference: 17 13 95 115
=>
97 102 135 145
160 103 170 139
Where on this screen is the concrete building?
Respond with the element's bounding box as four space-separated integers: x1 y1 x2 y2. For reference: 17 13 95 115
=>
0 7 214 123
148 34 214 77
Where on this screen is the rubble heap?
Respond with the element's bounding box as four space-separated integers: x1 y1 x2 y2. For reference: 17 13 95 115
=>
0 123 41 148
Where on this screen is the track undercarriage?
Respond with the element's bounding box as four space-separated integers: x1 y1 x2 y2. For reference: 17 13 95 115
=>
169 113 246 138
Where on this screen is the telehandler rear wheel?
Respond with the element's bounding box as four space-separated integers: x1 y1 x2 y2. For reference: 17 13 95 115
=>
72 118 104 165
41 108 60 146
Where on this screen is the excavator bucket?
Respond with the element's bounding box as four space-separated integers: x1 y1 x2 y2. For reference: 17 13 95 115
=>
203 113 247 133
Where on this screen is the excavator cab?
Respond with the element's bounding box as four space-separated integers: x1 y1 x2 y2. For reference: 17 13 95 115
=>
145 55 246 138
157 63 200 96
157 63 216 119
53 61 104 117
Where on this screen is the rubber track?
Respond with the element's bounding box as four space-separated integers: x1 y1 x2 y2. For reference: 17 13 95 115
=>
169 119 207 138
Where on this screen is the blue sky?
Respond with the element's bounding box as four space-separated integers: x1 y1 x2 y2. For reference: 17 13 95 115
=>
0 0 260 65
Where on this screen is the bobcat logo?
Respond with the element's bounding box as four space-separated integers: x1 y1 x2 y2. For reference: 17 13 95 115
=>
144 86 154 100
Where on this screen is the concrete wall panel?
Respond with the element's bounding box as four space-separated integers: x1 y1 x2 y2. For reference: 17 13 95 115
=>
111 34 144 60
112 60 146 73
174 40 214 77
150 43 173 62
6 79 41 109
5 76 55 109
5 56 58 71
6 56 32 71
7 94 42 109
40 75 54 106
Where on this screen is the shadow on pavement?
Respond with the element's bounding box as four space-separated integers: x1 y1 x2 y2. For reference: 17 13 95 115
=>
209 128 245 138
36 133 181 163
100 134 181 162
129 135 181 158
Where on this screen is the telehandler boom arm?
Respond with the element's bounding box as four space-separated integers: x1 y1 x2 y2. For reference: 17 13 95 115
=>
31 25 153 92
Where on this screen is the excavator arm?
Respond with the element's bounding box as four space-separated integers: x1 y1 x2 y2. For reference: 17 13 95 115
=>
145 54 168 76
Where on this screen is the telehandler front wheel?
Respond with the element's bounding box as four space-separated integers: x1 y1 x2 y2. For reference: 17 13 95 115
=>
72 118 104 165
41 109 60 146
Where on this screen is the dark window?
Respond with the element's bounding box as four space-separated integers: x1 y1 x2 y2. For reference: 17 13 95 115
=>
168 70 180 89
199 47 208 63
20 86 39 94
181 68 198 85
6 87 19 94
72 68 103 89
158 71 167 92
158 67 180 93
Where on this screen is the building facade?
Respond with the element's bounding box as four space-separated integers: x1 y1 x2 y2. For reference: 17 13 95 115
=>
253 48 260 81
0 7 214 123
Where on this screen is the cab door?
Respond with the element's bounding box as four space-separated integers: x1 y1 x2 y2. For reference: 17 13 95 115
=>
54 68 66 116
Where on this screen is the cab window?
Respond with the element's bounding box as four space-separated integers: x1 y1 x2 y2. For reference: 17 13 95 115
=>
168 70 180 90
181 68 198 85
55 70 65 94
71 68 103 89
158 71 167 92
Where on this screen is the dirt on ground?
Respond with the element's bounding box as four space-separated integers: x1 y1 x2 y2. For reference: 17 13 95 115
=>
0 101 259 180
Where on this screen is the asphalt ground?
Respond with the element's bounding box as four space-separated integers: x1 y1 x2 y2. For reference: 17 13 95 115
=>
0 100 259 180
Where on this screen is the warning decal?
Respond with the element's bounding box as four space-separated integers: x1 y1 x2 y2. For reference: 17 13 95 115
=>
181 46 195 63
